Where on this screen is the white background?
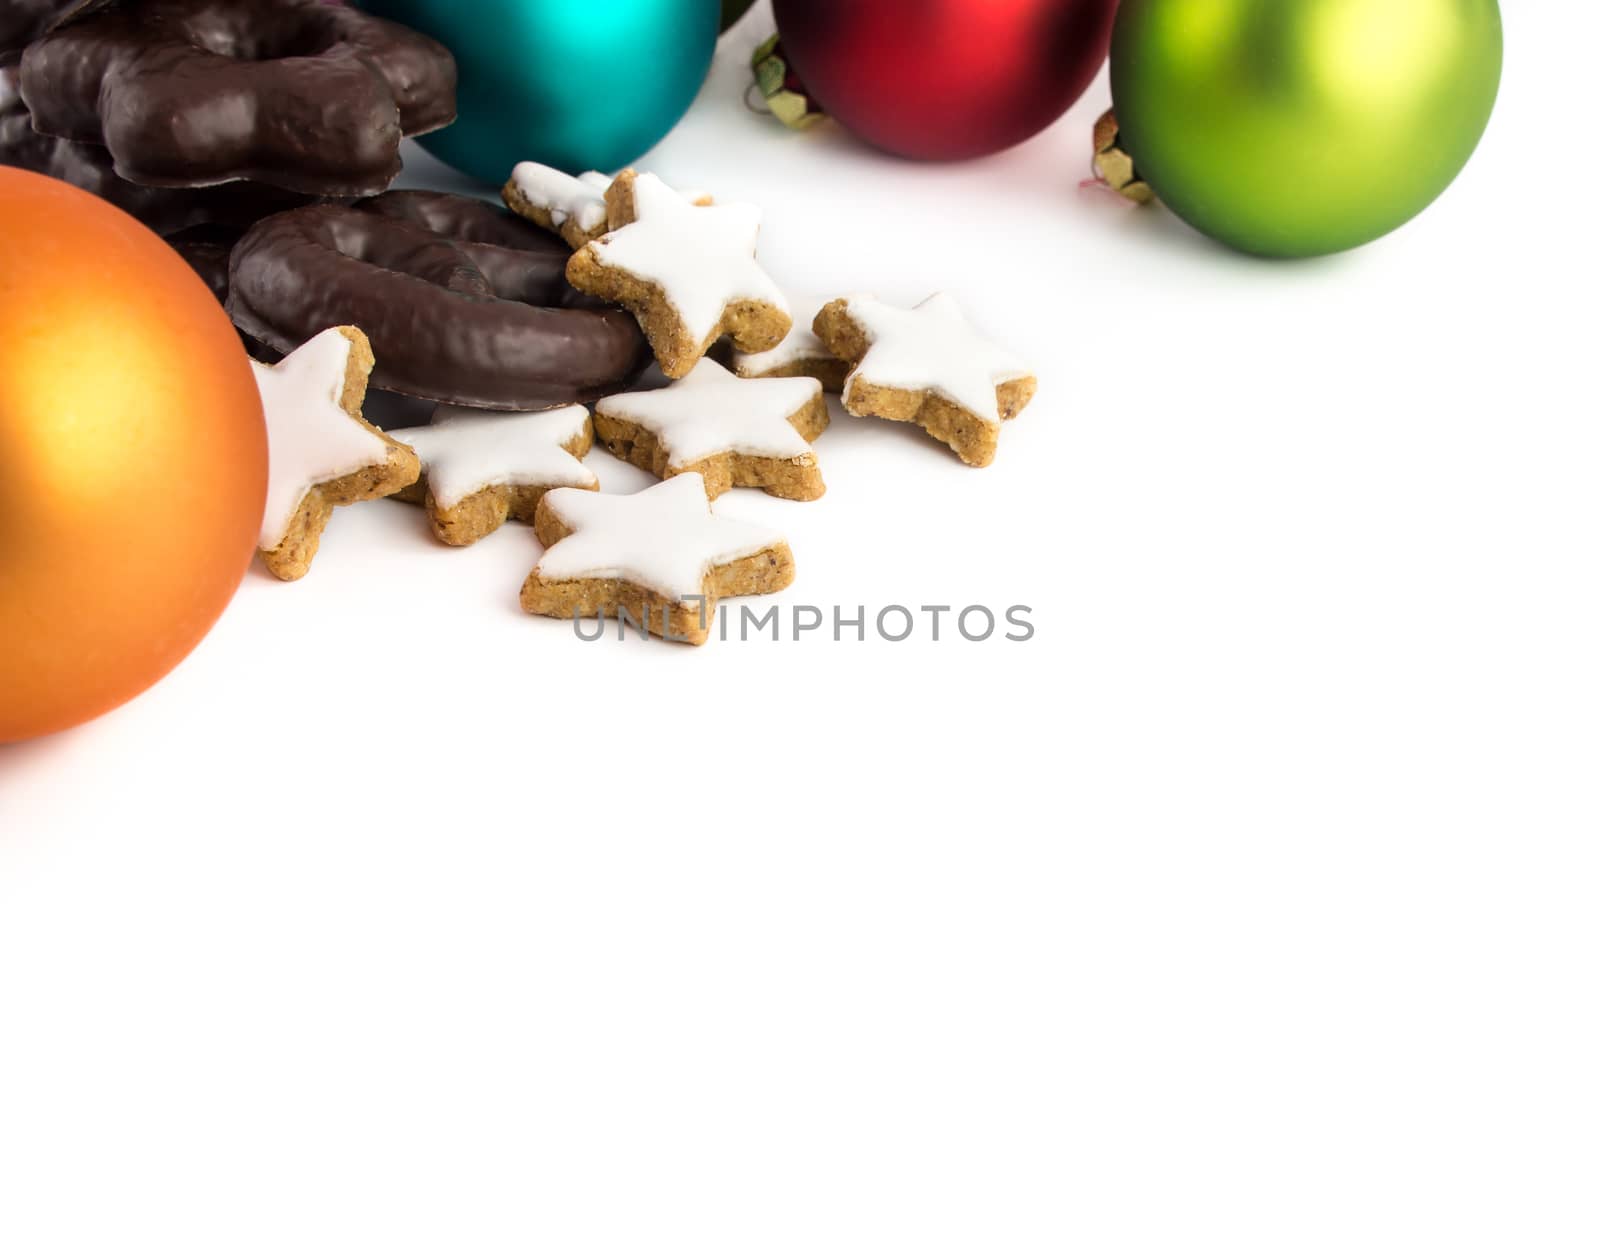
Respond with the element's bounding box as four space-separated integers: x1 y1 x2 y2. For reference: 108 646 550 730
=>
2 4 1596 1232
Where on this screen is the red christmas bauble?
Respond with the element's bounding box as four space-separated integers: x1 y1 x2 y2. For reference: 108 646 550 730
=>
772 0 1118 161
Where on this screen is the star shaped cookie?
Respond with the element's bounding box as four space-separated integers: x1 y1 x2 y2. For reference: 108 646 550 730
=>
592 358 828 501
502 162 710 250
254 326 419 581
520 473 795 645
813 293 1037 467
390 405 599 546
731 294 850 392
565 170 790 379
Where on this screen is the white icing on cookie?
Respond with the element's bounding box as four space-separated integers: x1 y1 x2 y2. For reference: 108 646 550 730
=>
582 171 713 207
391 406 596 511
510 164 713 239
732 294 837 378
588 173 788 347
839 293 1034 422
595 358 820 468
253 329 390 552
535 473 788 601
508 162 609 234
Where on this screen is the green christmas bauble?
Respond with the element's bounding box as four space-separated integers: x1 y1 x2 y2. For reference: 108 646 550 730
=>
1110 0 1504 258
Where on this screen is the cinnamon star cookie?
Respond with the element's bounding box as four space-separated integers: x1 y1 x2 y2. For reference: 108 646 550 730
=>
813 293 1037 467
254 326 419 580
592 359 827 501
520 474 795 645
565 170 790 379
391 406 598 546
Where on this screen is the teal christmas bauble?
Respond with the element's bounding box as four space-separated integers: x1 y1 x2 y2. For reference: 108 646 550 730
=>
361 0 720 181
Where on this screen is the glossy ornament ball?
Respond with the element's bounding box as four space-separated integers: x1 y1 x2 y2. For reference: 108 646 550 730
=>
1111 0 1504 257
772 0 1119 161
362 0 720 181
0 170 266 743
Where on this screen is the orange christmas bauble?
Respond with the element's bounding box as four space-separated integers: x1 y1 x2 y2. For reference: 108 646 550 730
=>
0 169 267 743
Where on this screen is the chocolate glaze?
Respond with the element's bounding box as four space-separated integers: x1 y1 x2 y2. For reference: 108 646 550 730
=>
18 0 456 196
1 63 312 235
0 0 107 58
227 192 653 411
165 225 244 302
